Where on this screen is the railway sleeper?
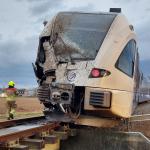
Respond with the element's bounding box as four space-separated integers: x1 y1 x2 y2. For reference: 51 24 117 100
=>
52 125 77 140
32 132 60 150
0 137 59 150
0 124 77 150
20 138 45 150
0 139 29 150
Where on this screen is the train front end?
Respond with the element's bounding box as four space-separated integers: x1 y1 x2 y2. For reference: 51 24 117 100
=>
33 11 137 122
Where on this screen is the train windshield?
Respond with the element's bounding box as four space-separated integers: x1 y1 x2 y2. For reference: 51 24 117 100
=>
52 12 116 62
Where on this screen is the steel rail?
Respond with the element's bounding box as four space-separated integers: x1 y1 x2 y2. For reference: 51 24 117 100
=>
0 116 45 129
0 122 59 142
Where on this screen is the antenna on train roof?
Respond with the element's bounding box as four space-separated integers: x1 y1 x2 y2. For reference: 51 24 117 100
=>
109 8 121 13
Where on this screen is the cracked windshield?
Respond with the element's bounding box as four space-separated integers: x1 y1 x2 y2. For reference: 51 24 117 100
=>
52 12 116 62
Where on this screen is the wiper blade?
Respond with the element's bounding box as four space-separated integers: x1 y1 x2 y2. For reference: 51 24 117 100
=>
72 57 94 61
58 60 68 64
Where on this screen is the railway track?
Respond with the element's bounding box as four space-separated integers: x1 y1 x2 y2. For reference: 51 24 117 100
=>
0 116 77 150
0 116 46 129
0 116 150 150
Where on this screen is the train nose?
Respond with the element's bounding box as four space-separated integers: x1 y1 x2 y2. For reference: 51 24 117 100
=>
52 92 61 101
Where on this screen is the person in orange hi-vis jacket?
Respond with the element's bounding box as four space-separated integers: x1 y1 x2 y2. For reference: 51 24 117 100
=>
5 81 17 120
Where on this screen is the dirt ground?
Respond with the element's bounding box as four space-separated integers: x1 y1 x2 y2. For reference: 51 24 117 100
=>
0 97 44 118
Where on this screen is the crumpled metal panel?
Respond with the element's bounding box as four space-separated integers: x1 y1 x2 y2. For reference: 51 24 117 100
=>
43 41 57 72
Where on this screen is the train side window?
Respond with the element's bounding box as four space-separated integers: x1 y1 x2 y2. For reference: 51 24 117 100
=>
116 40 136 77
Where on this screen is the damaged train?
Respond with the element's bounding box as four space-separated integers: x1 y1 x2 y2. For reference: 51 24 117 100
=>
33 9 150 122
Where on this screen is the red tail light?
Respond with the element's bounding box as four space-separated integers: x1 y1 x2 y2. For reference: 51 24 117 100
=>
89 68 111 78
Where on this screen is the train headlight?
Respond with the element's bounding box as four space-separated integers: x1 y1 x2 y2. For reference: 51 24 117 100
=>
52 91 61 101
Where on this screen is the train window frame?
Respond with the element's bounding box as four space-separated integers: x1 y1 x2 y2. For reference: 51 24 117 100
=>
115 39 136 78
52 12 117 61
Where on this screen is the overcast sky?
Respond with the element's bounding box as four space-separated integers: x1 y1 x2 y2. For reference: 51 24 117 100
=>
0 0 150 88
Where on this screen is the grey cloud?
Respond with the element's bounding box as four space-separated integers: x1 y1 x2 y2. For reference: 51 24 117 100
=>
15 0 47 2
140 60 150 75
136 20 150 41
135 20 150 60
28 0 64 16
145 8 150 12
0 41 22 67
0 36 38 68
69 3 95 12
0 34 2 40
26 0 47 2
112 0 140 3
15 0 64 17
0 63 37 88
0 36 38 87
